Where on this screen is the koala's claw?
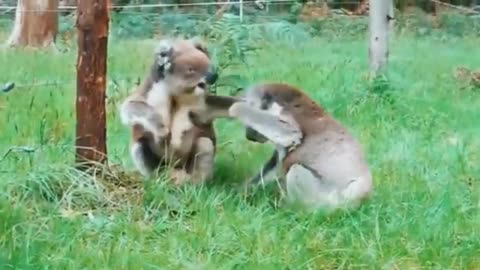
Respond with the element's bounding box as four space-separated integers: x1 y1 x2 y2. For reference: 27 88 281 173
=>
228 102 248 118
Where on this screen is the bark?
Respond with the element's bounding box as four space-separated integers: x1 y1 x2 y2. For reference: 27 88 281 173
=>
388 0 395 39
214 1 232 17
7 0 59 48
59 0 76 14
368 0 391 76
75 0 109 168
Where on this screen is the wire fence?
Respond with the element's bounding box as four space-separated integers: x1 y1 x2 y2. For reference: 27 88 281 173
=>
0 0 478 163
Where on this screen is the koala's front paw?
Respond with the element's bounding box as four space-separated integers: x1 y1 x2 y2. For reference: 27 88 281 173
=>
228 102 249 118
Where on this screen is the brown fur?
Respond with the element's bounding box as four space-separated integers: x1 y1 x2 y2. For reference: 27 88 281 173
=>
255 83 326 134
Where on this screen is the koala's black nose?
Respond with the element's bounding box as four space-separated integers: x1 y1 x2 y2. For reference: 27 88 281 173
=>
205 71 218 85
197 82 207 90
245 130 256 141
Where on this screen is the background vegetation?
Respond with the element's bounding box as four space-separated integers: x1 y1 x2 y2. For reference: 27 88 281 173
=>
0 1 479 269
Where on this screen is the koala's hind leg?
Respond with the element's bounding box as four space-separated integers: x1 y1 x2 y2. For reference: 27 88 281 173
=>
189 137 215 184
339 176 372 210
285 164 343 211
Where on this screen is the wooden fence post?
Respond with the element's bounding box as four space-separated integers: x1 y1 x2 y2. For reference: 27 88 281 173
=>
75 0 109 168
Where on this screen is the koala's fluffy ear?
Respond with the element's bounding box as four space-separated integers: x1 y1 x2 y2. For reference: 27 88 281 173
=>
155 39 174 70
190 37 209 56
155 39 174 56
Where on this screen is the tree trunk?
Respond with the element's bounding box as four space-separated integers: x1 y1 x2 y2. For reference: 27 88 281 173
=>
388 0 395 39
368 0 391 76
7 0 59 48
75 0 109 168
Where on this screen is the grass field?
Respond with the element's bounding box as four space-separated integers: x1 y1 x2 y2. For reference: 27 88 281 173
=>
0 35 480 269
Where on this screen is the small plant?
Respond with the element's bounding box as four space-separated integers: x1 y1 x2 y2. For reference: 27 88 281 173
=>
365 73 397 105
197 14 259 93
287 1 303 24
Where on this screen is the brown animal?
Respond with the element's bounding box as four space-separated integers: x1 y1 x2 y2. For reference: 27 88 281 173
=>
119 38 237 184
191 83 373 211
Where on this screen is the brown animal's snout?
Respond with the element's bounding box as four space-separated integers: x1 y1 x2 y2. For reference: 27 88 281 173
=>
245 127 267 143
205 66 218 85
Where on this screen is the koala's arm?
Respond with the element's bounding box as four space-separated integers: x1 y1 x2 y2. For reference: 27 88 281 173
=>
119 93 169 139
119 86 149 126
189 95 241 126
121 100 169 139
229 102 303 148
245 149 280 187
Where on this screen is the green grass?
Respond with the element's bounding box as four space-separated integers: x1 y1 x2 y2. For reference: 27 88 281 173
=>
1 35 480 269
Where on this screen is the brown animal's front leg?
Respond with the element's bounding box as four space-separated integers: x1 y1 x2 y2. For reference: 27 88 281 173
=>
188 94 241 126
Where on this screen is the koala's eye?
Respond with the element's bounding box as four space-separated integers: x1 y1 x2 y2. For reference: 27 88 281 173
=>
159 51 168 57
188 67 195 73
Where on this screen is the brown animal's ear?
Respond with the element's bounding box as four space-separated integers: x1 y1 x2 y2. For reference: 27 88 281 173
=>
154 39 174 71
190 37 209 57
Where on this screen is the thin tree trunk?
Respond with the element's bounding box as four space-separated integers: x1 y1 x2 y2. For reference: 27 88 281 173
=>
214 0 232 18
368 0 391 76
7 0 59 48
388 0 395 38
75 0 109 168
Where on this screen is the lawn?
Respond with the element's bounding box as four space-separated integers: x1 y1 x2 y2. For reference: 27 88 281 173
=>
0 34 479 269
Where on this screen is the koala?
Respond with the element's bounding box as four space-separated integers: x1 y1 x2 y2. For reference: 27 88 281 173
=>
119 37 237 184
191 83 373 211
